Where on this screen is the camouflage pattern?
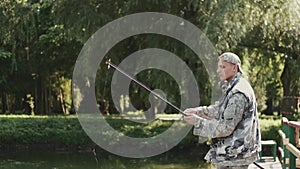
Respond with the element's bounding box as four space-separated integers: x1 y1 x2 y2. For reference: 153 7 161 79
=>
193 73 261 167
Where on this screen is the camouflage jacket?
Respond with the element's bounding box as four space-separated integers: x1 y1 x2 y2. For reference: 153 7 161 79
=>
193 73 261 166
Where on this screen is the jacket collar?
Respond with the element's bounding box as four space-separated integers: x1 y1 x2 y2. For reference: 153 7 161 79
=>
219 72 242 94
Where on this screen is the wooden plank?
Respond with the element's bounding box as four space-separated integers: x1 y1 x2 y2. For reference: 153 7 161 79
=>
296 128 300 148
286 143 300 159
283 117 289 124
284 158 300 167
279 129 286 139
289 121 300 129
261 140 276 145
283 138 290 145
279 129 289 145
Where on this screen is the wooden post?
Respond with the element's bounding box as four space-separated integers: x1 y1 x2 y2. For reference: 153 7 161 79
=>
282 118 291 169
283 118 300 169
289 125 296 168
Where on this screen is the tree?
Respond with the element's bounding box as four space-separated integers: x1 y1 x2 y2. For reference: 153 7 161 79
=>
189 0 299 113
0 0 81 114
0 0 299 115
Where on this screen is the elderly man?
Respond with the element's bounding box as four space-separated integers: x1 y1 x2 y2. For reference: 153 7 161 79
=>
184 52 261 169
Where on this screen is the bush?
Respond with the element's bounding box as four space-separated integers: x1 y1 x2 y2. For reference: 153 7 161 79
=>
0 115 199 148
259 117 281 144
0 115 90 146
0 115 281 149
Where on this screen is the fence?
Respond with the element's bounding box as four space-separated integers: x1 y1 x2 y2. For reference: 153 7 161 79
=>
279 117 300 169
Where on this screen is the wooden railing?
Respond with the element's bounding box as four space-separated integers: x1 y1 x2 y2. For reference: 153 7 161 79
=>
279 117 300 169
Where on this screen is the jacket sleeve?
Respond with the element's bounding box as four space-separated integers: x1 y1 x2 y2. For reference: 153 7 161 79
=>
194 101 219 119
193 93 247 138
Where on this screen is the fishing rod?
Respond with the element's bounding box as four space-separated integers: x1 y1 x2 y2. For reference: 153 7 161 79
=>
105 60 200 118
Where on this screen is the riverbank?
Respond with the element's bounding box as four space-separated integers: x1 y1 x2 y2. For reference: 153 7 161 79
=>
0 114 281 152
0 115 199 152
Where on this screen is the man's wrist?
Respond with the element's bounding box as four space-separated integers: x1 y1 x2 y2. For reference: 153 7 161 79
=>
193 118 204 136
194 118 203 127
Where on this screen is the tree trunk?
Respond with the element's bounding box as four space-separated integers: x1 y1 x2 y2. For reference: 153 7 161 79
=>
59 87 67 115
1 91 7 113
280 63 291 96
36 75 44 114
262 98 273 115
44 78 49 114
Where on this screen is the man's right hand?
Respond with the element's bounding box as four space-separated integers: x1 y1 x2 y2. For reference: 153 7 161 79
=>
183 108 198 116
183 108 198 124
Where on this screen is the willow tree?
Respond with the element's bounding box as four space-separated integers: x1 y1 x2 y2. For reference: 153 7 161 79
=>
0 0 81 114
238 0 300 114
0 0 34 113
1 0 299 115
187 0 299 113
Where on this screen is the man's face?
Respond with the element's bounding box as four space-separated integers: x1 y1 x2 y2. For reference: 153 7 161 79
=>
217 59 238 81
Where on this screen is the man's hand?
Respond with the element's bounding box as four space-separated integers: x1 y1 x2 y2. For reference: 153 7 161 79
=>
183 108 198 124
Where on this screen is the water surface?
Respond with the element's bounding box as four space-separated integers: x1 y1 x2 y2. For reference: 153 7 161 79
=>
0 148 216 169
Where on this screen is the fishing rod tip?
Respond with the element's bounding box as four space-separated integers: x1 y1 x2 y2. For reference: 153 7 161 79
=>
105 59 111 64
105 59 111 69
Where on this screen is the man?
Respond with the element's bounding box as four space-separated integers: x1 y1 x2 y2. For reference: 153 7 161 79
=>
184 52 261 169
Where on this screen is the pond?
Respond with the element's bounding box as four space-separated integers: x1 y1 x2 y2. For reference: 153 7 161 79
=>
0 147 216 169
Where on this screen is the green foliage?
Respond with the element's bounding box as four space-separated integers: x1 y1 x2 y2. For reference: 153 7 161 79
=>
0 115 199 147
0 48 12 59
259 116 281 144
0 115 281 148
0 115 89 145
0 0 299 115
0 48 12 84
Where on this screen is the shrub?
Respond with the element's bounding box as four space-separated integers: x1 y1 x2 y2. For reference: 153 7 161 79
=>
0 115 281 149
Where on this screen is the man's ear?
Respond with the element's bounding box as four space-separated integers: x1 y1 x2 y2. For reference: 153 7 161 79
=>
233 64 238 72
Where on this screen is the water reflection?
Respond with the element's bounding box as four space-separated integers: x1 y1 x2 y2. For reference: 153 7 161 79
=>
0 147 215 169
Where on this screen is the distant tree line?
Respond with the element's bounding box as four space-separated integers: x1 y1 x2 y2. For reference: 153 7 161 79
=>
0 0 299 115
